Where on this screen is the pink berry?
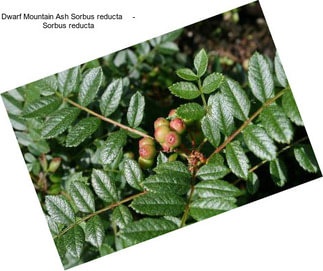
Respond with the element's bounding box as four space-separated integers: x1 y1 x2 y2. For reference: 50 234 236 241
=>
139 144 156 160
154 117 169 129
165 131 181 149
154 125 170 143
170 118 186 134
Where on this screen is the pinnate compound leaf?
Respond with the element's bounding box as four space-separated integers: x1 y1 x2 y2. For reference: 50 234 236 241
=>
260 104 293 143
209 93 234 136
100 79 123 117
119 218 177 245
154 161 191 178
100 130 127 167
45 195 75 225
169 82 200 100
269 158 288 187
122 158 144 191
66 117 101 147
202 72 224 94
248 52 274 102
195 180 241 198
112 205 133 229
78 67 103 106
70 181 95 213
41 107 80 139
274 52 288 88
127 91 145 127
282 91 303 126
143 173 190 195
91 169 119 203
64 225 85 259
194 48 208 77
176 103 205 121
243 125 277 161
225 141 250 180
176 68 198 81
22 95 61 118
246 172 259 195
131 193 185 216
201 115 220 147
197 163 230 181
294 145 319 173
58 66 79 96
221 77 250 121
190 198 236 221
85 216 105 248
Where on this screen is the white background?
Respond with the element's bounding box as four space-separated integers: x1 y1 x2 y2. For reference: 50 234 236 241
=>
0 0 322 270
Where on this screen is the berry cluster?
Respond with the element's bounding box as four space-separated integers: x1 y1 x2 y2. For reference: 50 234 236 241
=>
138 109 187 169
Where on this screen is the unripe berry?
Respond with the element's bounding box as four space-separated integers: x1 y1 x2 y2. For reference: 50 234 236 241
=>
139 137 154 148
161 142 171 152
138 157 154 169
154 117 169 129
168 109 177 119
165 131 181 149
168 153 178 162
170 118 186 135
139 144 156 160
124 152 135 159
154 125 170 143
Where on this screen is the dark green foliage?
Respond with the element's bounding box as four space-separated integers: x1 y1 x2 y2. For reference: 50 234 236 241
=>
2 27 320 270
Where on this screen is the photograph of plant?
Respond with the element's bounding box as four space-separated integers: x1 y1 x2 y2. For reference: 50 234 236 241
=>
1 2 321 269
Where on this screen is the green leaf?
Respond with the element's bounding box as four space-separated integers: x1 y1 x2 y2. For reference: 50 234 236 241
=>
46 215 60 235
197 163 230 181
100 130 127 167
112 205 133 229
294 145 319 173
190 198 236 221
260 103 293 143
195 179 241 198
221 77 250 121
9 114 27 130
45 195 75 225
114 51 126 67
99 243 114 257
161 29 183 42
143 173 190 195
100 79 123 117
274 53 288 88
202 72 224 94
201 115 220 147
41 107 80 139
127 91 145 127
169 82 200 100
91 169 119 202
70 181 95 213
269 158 288 187
64 225 85 259
243 125 277 161
248 52 274 102
119 218 177 245
225 141 250 179
1 92 23 115
246 172 259 194
66 117 101 147
78 67 103 106
131 193 185 216
22 95 61 118
156 152 168 166
57 66 79 96
158 42 179 55
122 158 144 191
176 68 198 81
55 236 66 259
176 102 205 121
282 91 303 126
29 75 58 96
85 216 105 248
209 93 234 136
154 161 191 178
194 49 208 77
